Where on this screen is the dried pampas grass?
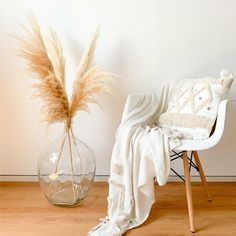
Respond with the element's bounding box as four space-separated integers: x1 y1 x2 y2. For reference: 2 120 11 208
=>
17 16 112 129
16 16 114 190
70 28 113 118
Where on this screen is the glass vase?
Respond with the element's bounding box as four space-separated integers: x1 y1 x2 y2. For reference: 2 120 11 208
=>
38 127 96 206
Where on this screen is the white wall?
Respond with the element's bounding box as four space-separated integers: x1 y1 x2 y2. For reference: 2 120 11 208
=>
0 0 235 181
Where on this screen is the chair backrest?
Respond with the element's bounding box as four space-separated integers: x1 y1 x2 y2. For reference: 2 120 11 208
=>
175 99 235 151
211 99 229 139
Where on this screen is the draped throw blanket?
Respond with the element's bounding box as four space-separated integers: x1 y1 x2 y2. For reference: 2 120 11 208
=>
88 82 183 236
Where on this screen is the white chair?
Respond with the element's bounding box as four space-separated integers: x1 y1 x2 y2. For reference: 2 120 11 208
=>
171 99 235 233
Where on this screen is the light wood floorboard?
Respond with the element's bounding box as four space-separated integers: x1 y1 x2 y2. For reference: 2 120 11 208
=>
0 182 236 236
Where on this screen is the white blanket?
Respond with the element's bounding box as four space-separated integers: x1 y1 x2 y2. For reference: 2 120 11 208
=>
88 82 182 235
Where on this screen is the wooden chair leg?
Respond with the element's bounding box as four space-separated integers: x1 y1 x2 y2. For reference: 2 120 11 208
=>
193 151 212 202
183 151 195 233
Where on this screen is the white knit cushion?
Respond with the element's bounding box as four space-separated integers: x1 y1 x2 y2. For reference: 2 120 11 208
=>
159 70 233 140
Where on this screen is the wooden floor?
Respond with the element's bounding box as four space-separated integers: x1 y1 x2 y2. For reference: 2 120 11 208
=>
0 182 236 236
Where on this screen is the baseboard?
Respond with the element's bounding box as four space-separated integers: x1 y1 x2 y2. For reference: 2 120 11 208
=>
168 175 236 182
0 175 236 182
95 175 236 182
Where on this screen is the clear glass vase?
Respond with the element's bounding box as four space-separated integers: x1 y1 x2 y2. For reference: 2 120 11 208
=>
38 128 96 206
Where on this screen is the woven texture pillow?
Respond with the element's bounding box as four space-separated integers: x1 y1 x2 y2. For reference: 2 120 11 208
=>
159 70 233 140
